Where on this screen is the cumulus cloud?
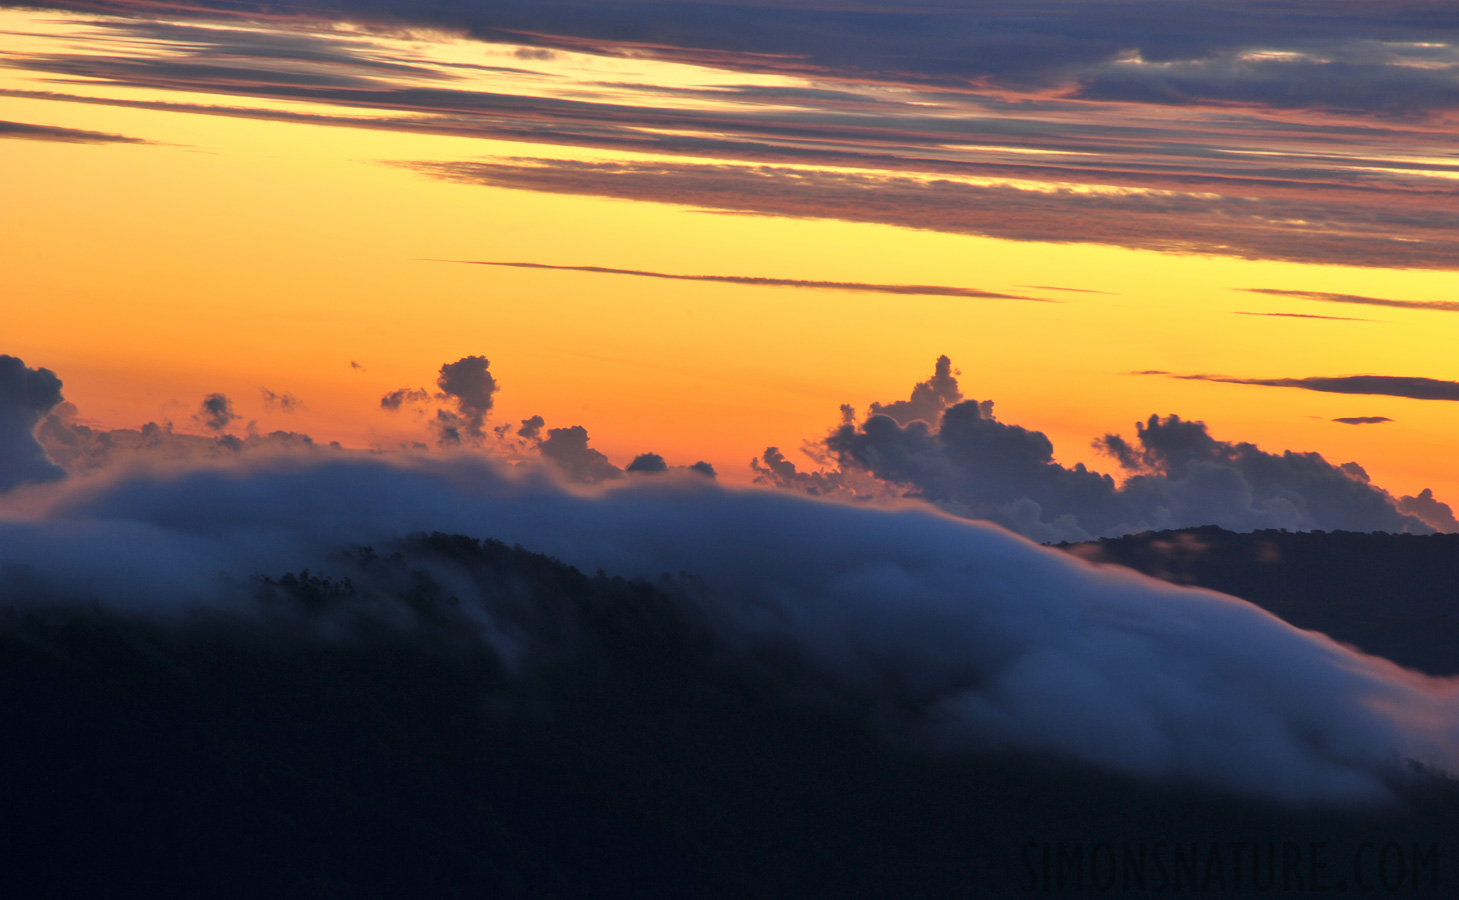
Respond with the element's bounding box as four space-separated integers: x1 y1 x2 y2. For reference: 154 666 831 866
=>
4 454 1459 804
260 388 300 412
758 358 1444 540
625 452 717 478
37 415 332 473
194 393 239 433
538 425 622 484
1396 488 1459 533
867 354 966 426
432 356 498 445
0 354 67 491
380 387 429 410
516 415 544 440
626 452 667 474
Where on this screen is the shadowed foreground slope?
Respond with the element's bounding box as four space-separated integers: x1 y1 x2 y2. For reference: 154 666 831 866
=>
2 532 1456 898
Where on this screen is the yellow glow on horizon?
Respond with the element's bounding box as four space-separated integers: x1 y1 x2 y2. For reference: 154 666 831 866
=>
3 6 1458 510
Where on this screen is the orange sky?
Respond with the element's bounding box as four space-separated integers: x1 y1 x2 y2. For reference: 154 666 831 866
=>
3 7 1458 508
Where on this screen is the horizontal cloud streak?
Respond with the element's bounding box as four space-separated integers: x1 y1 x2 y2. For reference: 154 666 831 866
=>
1235 311 1373 322
411 158 1459 269
4 9 1459 268
438 260 1045 301
0 119 146 143
17 0 1459 118
1245 289 1459 315
1160 372 1459 402
1334 417 1392 425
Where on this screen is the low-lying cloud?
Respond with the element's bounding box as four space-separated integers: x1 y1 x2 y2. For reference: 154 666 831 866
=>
757 358 1447 540
2 454 1459 805
0 355 67 491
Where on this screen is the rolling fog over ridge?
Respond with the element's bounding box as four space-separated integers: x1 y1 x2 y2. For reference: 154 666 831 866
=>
5 352 1459 894
5 451 1459 804
5 0 1459 889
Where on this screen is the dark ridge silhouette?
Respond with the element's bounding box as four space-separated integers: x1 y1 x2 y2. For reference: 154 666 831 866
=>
1 532 1456 896
1055 527 1459 676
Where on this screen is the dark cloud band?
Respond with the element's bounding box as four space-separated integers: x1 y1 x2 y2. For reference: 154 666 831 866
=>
0 119 145 144
1234 311 1373 322
1244 289 1459 314
1150 372 1459 402
436 259 1045 301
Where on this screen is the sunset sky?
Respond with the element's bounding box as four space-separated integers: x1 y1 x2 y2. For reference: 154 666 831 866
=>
4 0 1458 509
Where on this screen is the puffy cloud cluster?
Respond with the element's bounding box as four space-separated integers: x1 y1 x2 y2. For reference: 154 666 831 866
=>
380 356 499 446
4 454 1459 804
0 355 66 491
37 414 335 474
193 393 239 433
538 425 623 484
520 423 715 484
260 388 300 412
757 358 1445 541
380 387 429 411
1395 488 1459 533
434 355 498 444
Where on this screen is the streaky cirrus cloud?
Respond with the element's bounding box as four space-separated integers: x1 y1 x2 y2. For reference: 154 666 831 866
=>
4 10 1459 269
16 0 1459 119
440 260 1046 301
756 358 1446 541
1150 371 1459 402
1235 311 1373 322
1075 41 1459 117
1244 289 1459 315
0 119 147 143
409 158 1459 270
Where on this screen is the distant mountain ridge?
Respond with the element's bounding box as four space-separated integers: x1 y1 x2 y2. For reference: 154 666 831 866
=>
1056 527 1459 676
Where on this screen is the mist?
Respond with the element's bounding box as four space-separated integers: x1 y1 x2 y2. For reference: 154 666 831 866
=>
5 453 1459 805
